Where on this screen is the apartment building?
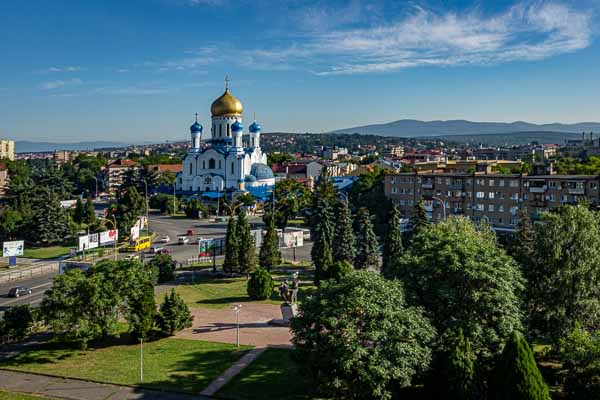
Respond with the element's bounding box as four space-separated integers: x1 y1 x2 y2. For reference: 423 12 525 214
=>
0 140 15 161
385 172 600 230
103 159 140 196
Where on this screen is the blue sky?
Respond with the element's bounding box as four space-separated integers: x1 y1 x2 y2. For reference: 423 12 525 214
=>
0 0 599 142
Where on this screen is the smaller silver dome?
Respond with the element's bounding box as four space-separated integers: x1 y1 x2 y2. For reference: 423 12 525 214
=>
250 163 274 180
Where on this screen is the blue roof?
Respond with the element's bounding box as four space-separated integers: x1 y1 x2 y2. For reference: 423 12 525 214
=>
246 185 274 201
190 121 203 133
202 191 224 199
249 121 261 133
232 121 243 132
250 163 274 180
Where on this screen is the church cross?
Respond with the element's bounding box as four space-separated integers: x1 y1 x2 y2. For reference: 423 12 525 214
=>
225 75 230 90
195 112 199 122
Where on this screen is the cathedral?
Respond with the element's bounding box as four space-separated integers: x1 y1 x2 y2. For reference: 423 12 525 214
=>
176 80 274 195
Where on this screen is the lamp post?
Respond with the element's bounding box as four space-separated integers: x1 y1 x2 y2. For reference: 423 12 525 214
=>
99 216 118 260
173 182 176 216
233 304 242 348
93 176 99 200
140 337 143 383
430 196 447 220
143 179 149 236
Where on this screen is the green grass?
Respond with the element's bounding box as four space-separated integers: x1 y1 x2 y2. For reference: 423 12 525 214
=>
0 391 53 400
169 272 316 310
219 348 315 400
22 246 72 259
1 336 251 394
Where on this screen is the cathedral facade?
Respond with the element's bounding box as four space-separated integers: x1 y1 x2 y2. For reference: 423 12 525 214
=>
176 81 274 194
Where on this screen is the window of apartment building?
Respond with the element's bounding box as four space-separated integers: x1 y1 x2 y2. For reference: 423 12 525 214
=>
476 192 485 198
488 204 494 212
391 177 396 184
499 179 505 187
590 182 598 190
548 181 557 188
466 178 473 186
489 179 495 187
475 204 484 211
446 191 452 197
488 192 495 199
510 218 518 226
522 207 528 213
391 187 397 194
549 194 556 201
399 199 405 205
498 217 504 224
522 193 528 200
510 206 519 215
437 178 442 184
498 192 505 200
510 193 519 200
189 163 192 175
446 178 451 185
498 205 504 212
407 199 414 205
561 195 568 203
416 177 422 183
510 180 519 187
476 179 485 185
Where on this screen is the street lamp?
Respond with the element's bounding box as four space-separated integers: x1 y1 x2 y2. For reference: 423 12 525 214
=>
98 215 118 260
143 179 149 236
429 196 447 220
173 182 177 216
93 176 99 200
233 304 242 348
140 337 143 383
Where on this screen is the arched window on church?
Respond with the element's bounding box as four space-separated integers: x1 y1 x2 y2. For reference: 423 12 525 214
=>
218 160 222 169
209 158 215 169
189 163 192 175
203 160 206 169
231 162 234 175
227 124 230 137
219 125 222 137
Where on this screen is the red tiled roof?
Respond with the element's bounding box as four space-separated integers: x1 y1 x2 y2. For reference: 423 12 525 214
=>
147 164 182 173
108 159 139 168
0 162 7 171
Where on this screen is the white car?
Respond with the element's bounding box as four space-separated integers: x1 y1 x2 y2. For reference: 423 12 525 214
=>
149 245 163 254
158 235 170 243
178 236 189 245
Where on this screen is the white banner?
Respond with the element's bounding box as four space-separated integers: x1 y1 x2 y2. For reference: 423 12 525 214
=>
283 231 304 248
99 229 118 245
130 225 140 240
88 233 99 249
3 240 24 257
78 235 89 252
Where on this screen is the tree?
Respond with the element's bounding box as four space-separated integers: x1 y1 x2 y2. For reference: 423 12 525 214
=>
354 207 380 270
3 305 34 340
85 196 96 224
332 199 355 264
291 271 435 400
247 267 274 300
259 213 281 270
511 211 535 269
329 260 352 283
392 217 524 365
108 186 145 235
411 199 429 234
526 205 600 342
149 253 176 283
74 197 85 224
382 205 403 278
267 179 310 229
127 281 156 340
444 330 477 400
237 208 256 276
223 212 239 274
157 289 193 336
493 332 551 400
185 198 205 219
311 198 334 285
0 206 23 241
559 324 600 398
347 166 392 236
27 186 69 245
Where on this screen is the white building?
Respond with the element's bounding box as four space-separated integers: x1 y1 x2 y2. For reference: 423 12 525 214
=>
176 81 274 194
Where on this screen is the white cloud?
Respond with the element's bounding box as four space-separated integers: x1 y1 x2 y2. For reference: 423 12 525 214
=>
150 47 220 72
39 78 83 90
189 0 225 6
240 1 594 75
39 66 83 73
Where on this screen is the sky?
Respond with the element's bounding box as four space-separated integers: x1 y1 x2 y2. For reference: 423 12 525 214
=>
1 0 599 143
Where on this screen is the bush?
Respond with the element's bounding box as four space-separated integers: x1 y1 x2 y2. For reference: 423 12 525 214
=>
247 267 274 300
3 305 34 340
157 289 193 336
560 324 600 398
492 332 551 400
328 260 353 282
149 253 176 283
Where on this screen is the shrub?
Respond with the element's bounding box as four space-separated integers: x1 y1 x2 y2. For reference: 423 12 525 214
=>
247 267 274 300
559 324 600 398
157 289 193 336
328 260 353 282
492 332 551 400
149 253 176 283
3 305 34 340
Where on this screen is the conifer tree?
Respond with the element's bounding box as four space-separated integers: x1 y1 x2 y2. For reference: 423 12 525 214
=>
85 196 96 225
382 205 403 278
493 332 551 400
411 199 429 234
28 187 69 245
354 207 380 270
157 289 193 336
237 208 256 276
311 198 334 285
259 212 281 271
512 211 535 269
332 199 356 264
223 211 239 274
74 197 85 224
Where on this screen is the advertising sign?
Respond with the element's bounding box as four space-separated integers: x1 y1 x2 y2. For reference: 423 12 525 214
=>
88 233 99 249
283 231 304 248
99 229 118 245
130 225 140 241
3 240 24 257
78 235 89 251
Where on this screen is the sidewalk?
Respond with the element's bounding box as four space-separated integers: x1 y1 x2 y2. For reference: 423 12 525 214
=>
199 348 266 397
0 370 211 400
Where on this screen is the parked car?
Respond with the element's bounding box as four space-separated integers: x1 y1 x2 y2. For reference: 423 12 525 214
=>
178 236 189 245
149 245 163 254
186 229 195 236
158 235 170 243
125 254 140 261
156 248 171 255
8 287 32 298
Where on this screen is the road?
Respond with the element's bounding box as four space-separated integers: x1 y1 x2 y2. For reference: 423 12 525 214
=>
0 273 57 311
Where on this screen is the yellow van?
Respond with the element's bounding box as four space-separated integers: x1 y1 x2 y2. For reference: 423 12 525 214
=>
125 237 151 252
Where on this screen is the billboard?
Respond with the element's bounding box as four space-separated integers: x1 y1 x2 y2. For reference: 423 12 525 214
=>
283 231 304 248
78 235 89 251
88 233 99 250
130 225 140 240
3 240 24 257
99 229 118 245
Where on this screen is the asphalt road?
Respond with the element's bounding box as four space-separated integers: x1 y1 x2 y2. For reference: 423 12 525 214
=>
0 273 57 311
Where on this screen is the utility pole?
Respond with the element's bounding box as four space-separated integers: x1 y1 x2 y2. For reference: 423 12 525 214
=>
173 183 176 216
143 180 149 236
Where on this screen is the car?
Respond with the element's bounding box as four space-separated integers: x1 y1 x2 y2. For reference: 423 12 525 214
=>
186 229 195 236
158 235 170 243
149 245 163 254
156 248 171 255
125 254 140 261
178 236 189 245
8 287 32 298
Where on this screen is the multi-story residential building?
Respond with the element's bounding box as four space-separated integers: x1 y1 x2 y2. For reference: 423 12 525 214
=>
385 171 599 231
322 147 348 160
382 145 405 158
0 162 9 195
103 159 140 196
0 140 15 161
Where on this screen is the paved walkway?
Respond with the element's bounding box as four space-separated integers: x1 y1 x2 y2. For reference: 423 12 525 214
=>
0 370 209 400
199 348 266 397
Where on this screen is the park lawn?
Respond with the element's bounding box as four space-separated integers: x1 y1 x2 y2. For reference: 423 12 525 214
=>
22 246 72 259
218 348 315 400
1 337 251 394
0 391 53 400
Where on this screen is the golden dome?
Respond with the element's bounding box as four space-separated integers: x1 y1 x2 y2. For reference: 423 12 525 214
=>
211 88 243 117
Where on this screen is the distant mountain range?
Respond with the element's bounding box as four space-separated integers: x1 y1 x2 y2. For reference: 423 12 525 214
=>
331 119 600 137
15 140 131 153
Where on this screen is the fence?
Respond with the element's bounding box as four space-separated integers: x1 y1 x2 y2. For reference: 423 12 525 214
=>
0 263 59 284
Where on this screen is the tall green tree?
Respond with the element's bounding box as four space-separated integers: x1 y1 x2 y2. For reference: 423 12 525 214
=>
127 281 156 340
511 211 535 269
237 208 256 275
411 199 429 235
291 271 435 400
0 206 23 241
74 197 85 224
311 198 334 285
393 217 524 365
354 207 380 270
347 166 392 236
28 186 69 245
382 205 403 278
493 332 551 400
157 289 193 336
223 212 239 274
527 205 600 342
108 186 145 235
332 199 356 264
259 212 281 270
85 196 96 224
267 179 309 229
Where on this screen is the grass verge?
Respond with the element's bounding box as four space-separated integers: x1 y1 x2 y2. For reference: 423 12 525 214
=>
1 336 251 394
0 391 53 400
22 246 72 259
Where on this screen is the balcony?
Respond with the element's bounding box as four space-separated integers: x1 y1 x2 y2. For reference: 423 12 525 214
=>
568 188 585 195
422 183 433 189
529 185 547 193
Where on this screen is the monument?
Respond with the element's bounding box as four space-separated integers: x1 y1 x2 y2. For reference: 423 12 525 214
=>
270 272 299 326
